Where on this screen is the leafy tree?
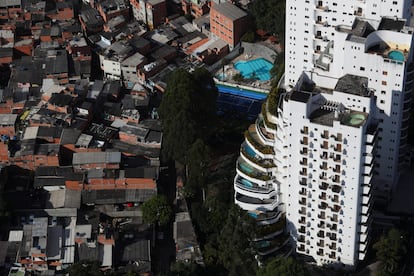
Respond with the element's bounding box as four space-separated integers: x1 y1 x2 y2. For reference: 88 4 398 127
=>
159 69 197 162
141 195 172 226
170 261 207 276
250 0 286 41
257 257 308 276
186 139 211 197
373 228 408 275
66 260 103 276
191 67 218 134
218 204 257 276
159 68 217 163
270 52 285 86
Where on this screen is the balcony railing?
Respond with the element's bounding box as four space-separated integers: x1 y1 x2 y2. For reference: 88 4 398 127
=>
235 178 275 194
256 218 286 237
244 130 274 155
240 144 276 169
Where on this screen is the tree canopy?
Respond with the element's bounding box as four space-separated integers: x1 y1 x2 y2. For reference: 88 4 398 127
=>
141 195 172 226
185 139 211 197
256 257 308 276
250 0 285 41
218 204 257 276
373 228 408 275
66 260 103 276
159 68 218 163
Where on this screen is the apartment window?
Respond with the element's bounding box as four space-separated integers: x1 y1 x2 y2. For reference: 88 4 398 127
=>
382 81 387 85
383 71 388 75
360 67 365 71
381 90 386 95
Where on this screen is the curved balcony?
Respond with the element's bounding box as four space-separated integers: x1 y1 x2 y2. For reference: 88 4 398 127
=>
261 102 277 133
253 214 286 241
265 100 278 125
240 142 276 172
235 192 279 211
256 117 275 146
245 134 274 160
253 210 283 225
256 234 290 256
234 176 277 200
236 158 274 186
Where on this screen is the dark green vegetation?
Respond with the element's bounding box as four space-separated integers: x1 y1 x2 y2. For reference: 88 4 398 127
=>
66 260 103 276
141 194 173 226
159 68 218 164
217 205 257 276
250 0 286 40
373 228 411 276
256 257 308 276
159 67 259 275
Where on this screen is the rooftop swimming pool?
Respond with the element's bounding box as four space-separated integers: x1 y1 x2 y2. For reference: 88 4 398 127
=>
388 50 405 62
342 113 366 127
234 58 273 81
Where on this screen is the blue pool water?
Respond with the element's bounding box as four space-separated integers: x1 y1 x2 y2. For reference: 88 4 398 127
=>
241 179 253 188
248 212 259 219
234 58 274 81
244 144 257 158
257 241 270 248
216 83 267 100
388 50 405 61
240 162 254 174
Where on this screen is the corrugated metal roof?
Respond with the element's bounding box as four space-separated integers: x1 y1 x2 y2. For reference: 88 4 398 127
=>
73 152 121 165
0 0 21 8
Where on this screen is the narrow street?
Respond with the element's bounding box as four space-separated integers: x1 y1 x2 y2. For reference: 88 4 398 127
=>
152 161 177 274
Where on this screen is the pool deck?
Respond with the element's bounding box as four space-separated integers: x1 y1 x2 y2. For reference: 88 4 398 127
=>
216 54 273 91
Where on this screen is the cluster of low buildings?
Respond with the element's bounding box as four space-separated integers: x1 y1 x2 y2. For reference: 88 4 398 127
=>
0 0 260 274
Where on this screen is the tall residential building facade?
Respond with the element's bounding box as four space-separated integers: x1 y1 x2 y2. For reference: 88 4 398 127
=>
234 0 414 268
285 0 413 191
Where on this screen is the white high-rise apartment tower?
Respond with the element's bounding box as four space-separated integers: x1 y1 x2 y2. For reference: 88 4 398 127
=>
285 0 413 191
233 0 414 268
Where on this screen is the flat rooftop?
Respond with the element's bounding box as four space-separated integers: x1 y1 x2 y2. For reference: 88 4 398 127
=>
211 2 247 21
334 74 369 97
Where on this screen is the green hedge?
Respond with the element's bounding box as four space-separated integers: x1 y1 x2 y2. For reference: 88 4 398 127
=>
261 103 277 130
